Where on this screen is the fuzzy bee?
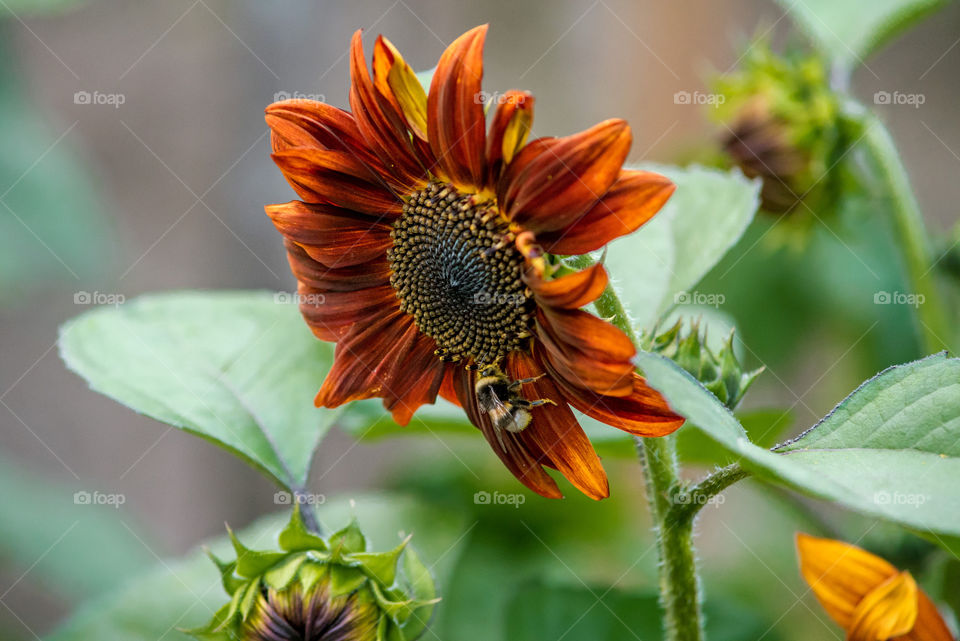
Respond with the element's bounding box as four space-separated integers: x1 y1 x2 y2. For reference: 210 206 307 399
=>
474 364 555 448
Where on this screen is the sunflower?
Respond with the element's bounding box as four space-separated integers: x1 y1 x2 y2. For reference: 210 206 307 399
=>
265 25 684 500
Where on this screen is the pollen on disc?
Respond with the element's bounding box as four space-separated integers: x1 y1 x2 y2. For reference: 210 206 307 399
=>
387 182 533 366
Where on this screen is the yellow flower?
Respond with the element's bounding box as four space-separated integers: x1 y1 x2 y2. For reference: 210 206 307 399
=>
796 533 954 641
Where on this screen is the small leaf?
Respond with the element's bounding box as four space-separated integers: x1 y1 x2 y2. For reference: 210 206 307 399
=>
328 519 367 556
349 535 410 587
59 291 340 489
278 504 328 553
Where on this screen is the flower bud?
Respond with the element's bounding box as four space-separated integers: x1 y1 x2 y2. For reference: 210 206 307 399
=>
189 505 437 641
644 319 762 409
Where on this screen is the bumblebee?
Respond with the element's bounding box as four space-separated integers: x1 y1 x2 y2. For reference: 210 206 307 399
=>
474 364 555 448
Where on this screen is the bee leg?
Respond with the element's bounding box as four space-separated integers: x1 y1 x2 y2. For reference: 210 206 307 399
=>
507 373 547 390
513 398 557 408
465 354 491 371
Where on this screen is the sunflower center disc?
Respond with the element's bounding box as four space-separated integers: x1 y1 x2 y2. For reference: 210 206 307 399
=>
388 182 532 365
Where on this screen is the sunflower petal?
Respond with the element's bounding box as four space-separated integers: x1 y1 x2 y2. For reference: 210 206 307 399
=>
298 284 399 341
507 352 609 500
847 572 918 641
898 591 955 641
524 261 608 310
499 119 631 232
374 36 429 141
486 90 534 183
539 170 676 255
796 533 899 629
452 368 562 499
270 148 401 214
265 200 393 268
427 25 488 190
382 336 447 426
349 30 428 189
284 240 391 292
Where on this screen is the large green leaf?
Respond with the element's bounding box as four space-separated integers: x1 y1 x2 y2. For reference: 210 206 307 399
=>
0 39 113 303
605 165 759 331
776 0 948 71
0 453 153 600
504 581 776 641
45 494 467 641
637 351 960 541
59 291 338 489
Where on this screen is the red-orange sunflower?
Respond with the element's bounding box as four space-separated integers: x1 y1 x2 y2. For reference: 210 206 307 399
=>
265 25 684 500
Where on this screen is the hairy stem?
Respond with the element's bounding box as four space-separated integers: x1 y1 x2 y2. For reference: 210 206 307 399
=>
570 253 705 641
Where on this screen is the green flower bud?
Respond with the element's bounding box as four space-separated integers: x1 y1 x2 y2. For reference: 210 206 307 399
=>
643 319 763 410
713 39 845 237
188 505 437 641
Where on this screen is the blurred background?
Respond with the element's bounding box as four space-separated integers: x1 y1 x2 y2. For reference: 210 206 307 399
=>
1 0 958 639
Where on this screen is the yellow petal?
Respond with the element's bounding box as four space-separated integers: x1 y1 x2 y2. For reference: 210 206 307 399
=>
377 37 428 140
896 590 955 641
796 533 899 629
500 95 533 165
847 571 918 641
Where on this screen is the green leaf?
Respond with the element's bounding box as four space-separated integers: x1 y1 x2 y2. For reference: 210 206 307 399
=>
0 42 113 304
59 291 339 489
504 581 776 641
46 493 468 641
637 351 960 542
605 164 759 330
775 0 948 71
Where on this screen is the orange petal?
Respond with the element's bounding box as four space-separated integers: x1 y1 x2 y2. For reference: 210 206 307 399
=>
486 90 534 183
897 590 955 641
499 119 631 233
452 367 562 499
265 200 392 268
427 25 488 190
315 312 418 407
796 533 899 629
506 351 609 500
523 261 608 310
538 170 676 255
284 240 390 292
373 36 428 141
848 572 918 641
270 148 401 215
349 30 428 189
382 335 447 426
549 366 685 436
298 284 398 341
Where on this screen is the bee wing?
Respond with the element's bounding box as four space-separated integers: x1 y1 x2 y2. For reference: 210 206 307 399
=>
484 395 515 450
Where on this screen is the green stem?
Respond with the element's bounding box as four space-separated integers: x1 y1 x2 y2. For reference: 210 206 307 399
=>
569 253 704 641
857 111 953 354
667 463 750 525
